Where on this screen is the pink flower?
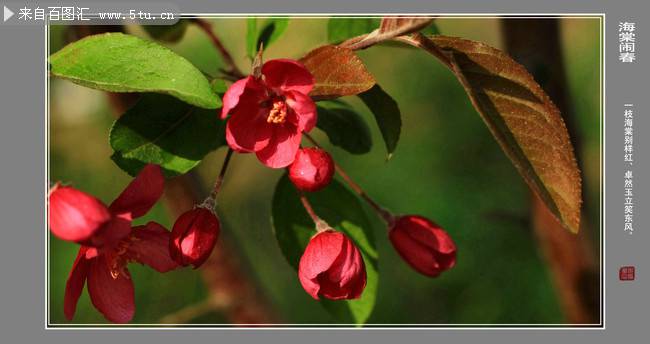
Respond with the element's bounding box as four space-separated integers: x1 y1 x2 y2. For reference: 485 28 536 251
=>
389 215 456 277
298 230 366 300
49 164 179 323
169 208 220 268
221 59 317 168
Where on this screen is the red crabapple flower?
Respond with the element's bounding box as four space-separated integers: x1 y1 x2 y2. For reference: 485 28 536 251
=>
221 59 317 168
48 164 179 323
298 230 367 300
389 215 456 277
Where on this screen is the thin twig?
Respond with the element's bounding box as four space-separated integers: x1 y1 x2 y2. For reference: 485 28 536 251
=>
303 133 394 224
193 18 245 79
299 193 330 232
210 148 234 198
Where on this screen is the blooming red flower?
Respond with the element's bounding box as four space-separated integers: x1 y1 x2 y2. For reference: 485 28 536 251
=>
221 59 317 168
298 230 366 300
49 164 179 323
64 222 178 323
49 164 165 248
169 207 220 268
288 147 335 192
389 215 456 277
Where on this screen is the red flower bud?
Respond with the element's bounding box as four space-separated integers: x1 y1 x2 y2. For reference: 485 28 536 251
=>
288 147 335 192
48 184 111 242
389 215 456 277
298 230 366 300
169 208 220 268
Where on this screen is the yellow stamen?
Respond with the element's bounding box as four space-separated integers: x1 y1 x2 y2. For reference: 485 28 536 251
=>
266 99 288 124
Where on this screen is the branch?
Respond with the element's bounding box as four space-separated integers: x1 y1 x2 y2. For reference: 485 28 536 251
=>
193 18 245 79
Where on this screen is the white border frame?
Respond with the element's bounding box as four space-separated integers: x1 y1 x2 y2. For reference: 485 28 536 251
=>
45 13 605 329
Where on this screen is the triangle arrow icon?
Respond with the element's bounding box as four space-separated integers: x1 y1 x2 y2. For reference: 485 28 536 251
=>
4 6 14 22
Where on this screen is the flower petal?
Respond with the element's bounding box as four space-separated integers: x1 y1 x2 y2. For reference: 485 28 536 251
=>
221 76 265 119
84 213 132 248
262 59 314 94
285 90 317 132
49 184 111 243
109 164 164 220
64 247 91 321
87 255 135 324
128 222 179 273
255 125 302 168
298 231 344 299
225 102 272 152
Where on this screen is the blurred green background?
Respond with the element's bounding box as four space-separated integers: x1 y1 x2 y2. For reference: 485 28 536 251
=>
48 17 601 325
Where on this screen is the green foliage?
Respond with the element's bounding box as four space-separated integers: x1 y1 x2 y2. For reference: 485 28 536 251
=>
247 18 290 56
316 102 372 154
272 175 378 325
327 18 380 43
358 85 402 159
109 94 226 177
49 32 220 109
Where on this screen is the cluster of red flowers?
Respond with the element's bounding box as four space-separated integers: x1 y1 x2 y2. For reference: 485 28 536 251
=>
221 59 457 300
49 164 221 323
49 59 456 323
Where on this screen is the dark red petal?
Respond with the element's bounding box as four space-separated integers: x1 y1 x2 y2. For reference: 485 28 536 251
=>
221 76 265 119
298 231 345 299
49 185 111 243
109 164 164 219
64 247 91 321
401 216 456 255
225 102 273 152
87 255 135 324
83 213 132 248
169 208 220 268
389 226 442 277
128 222 179 273
262 59 314 94
285 90 317 132
255 125 302 168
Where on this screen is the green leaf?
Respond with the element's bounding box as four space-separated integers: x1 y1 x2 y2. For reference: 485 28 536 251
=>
422 35 582 233
110 94 226 177
142 20 189 42
316 102 372 154
358 85 402 158
247 18 290 56
49 32 220 109
272 176 378 325
327 18 380 43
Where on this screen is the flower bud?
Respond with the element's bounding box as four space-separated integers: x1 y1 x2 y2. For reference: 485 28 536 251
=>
298 230 366 300
389 215 456 277
169 208 220 268
288 147 335 192
48 184 111 242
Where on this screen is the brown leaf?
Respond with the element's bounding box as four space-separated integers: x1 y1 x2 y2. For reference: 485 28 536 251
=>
300 45 375 99
428 35 582 233
378 17 434 38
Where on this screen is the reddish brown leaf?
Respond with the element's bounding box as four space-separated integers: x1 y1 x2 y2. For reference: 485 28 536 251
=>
378 17 434 38
426 35 582 234
300 45 375 99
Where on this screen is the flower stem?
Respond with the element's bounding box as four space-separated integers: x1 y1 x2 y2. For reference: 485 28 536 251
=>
303 133 395 225
299 193 330 232
192 18 245 79
211 148 234 198
202 148 234 211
